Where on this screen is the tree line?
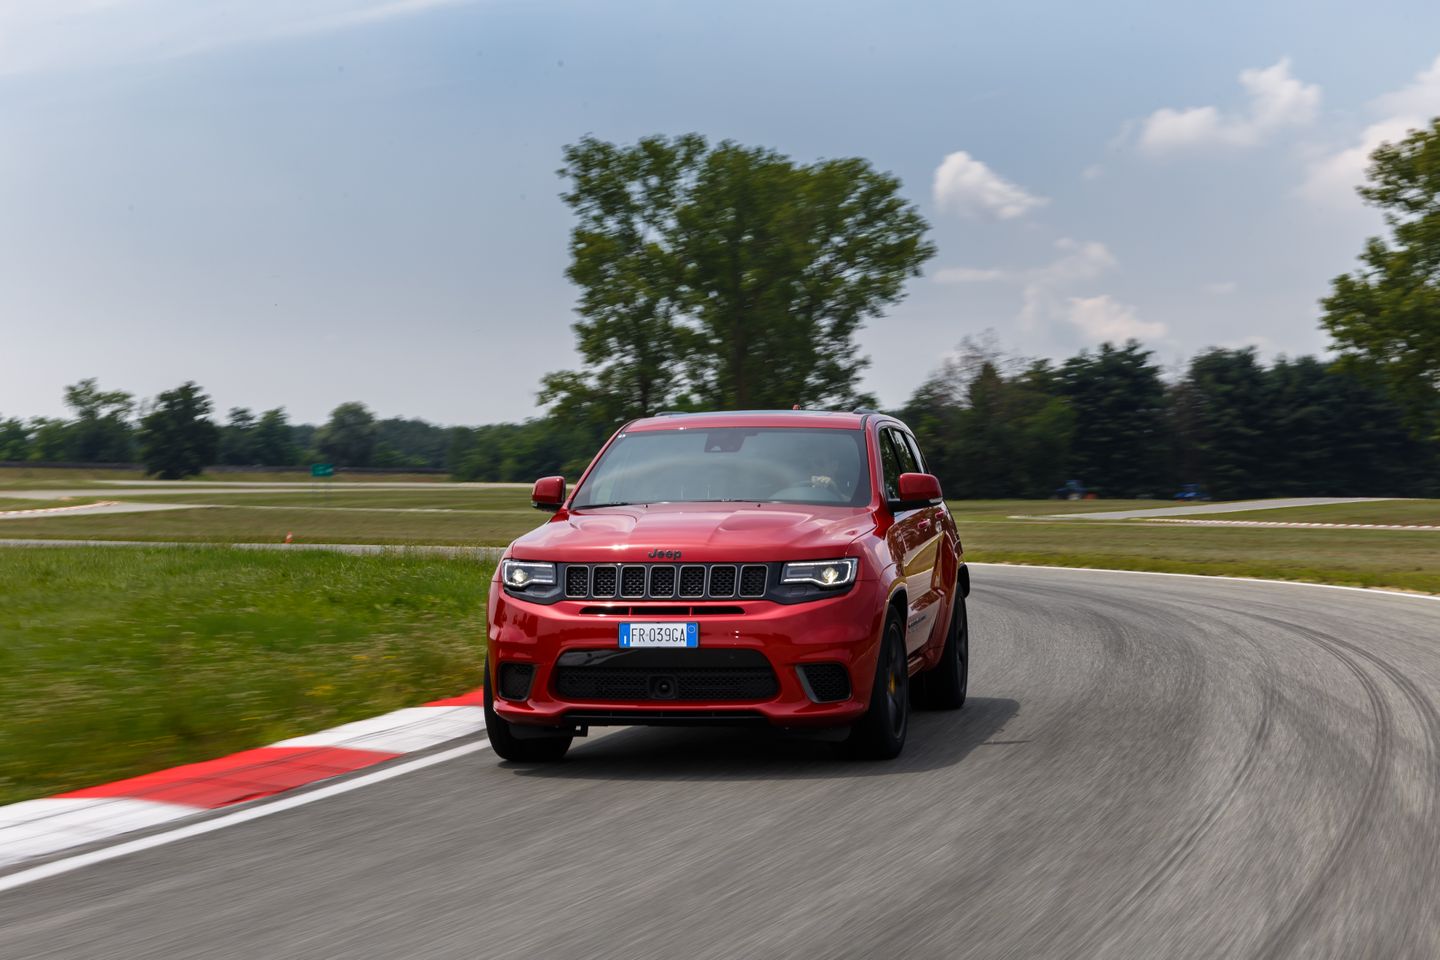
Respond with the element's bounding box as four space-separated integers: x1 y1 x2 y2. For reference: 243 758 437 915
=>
6 122 1439 493
900 338 1437 500
0 385 463 479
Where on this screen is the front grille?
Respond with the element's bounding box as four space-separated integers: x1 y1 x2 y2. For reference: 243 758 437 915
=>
562 563 774 601
552 649 778 702
798 663 851 703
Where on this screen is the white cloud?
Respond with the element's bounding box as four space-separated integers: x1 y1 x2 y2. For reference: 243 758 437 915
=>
934 266 1007 284
1300 55 1440 212
1081 164 1104 181
937 237 1162 344
1064 295 1165 341
932 151 1047 220
0 0 479 76
1138 58 1320 153
1204 281 1238 295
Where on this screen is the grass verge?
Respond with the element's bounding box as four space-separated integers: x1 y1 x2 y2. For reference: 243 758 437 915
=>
1205 500 1440 525
959 520 1440 594
0 505 542 545
0 547 492 805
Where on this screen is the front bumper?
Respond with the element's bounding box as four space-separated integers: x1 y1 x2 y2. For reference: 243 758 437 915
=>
487 579 886 729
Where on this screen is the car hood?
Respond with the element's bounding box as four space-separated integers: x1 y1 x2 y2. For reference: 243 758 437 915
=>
508 502 873 563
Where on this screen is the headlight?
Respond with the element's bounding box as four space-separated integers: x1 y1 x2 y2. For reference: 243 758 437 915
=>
781 558 857 588
501 560 556 590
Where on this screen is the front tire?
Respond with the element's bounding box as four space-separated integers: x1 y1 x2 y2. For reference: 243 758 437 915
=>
916 592 968 711
484 666 572 762
847 613 909 760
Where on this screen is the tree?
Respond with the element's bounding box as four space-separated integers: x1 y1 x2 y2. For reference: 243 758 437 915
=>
315 402 377 467
1174 348 1273 499
1061 342 1169 497
252 408 298 466
901 338 1074 499
217 408 258 465
544 134 934 419
137 382 219 479
1321 118 1440 439
0 417 29 461
63 378 135 462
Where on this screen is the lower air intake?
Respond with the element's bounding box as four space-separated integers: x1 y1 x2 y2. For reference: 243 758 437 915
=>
497 663 535 701
798 663 851 703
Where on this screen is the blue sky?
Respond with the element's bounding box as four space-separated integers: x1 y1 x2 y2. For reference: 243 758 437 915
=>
4 0 1440 425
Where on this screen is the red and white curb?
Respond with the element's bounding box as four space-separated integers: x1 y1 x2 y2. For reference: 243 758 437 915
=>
0 690 485 870
0 500 119 517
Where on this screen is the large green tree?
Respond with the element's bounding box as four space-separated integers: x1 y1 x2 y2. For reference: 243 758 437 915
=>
315 402 378 467
252 408 298 466
137 382 219 479
544 134 934 420
1321 118 1440 438
63 378 135 462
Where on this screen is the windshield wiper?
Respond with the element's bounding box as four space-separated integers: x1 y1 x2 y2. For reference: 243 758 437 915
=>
575 501 641 509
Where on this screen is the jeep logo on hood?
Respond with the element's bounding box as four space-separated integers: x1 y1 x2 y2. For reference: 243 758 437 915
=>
647 548 682 560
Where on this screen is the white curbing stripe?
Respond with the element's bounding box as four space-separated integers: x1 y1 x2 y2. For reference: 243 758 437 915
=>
0 799 195 867
272 706 486 754
0 500 119 517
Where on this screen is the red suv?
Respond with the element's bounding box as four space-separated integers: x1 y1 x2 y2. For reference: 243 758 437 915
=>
484 410 968 761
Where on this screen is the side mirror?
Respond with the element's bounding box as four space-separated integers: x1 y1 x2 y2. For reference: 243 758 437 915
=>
531 476 566 512
892 472 942 511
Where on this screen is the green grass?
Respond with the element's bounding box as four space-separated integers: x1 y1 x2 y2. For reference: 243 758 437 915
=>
1209 499 1440 525
0 466 472 489
0 547 493 805
0 467 148 489
958 518 1440 594
0 504 544 545
122 488 534 510
945 499 1170 520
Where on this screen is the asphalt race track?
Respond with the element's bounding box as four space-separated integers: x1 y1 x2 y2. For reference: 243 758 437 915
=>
3 565 1439 959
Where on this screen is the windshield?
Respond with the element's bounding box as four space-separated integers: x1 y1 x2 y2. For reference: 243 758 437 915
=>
572 427 871 508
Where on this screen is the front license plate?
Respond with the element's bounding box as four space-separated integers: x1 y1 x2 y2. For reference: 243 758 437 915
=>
619 622 699 649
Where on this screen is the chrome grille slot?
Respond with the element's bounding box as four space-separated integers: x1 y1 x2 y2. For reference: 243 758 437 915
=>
591 565 619 598
739 565 768 598
707 565 737 597
648 565 676 598
620 565 647 598
564 565 590 598
678 565 706 598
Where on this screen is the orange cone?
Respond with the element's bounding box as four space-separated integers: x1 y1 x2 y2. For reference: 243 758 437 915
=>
284 531 294 544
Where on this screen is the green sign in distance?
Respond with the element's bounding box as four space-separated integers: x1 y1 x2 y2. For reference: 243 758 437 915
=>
311 463 335 478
